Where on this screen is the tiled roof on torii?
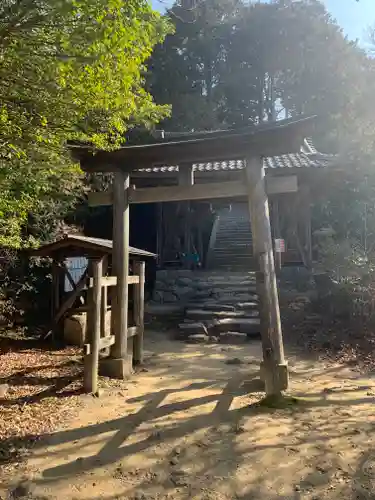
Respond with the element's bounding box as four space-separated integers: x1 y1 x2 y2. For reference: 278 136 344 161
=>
135 139 335 174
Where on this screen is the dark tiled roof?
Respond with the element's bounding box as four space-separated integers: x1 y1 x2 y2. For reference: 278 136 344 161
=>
136 139 335 174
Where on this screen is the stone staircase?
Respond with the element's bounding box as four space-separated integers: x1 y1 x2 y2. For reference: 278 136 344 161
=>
149 270 260 343
208 204 254 271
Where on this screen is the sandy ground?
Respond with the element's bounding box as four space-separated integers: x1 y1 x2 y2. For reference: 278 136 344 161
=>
2 331 375 500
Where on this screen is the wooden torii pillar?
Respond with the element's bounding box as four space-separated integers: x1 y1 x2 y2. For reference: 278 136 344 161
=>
179 163 194 268
100 170 133 378
246 157 288 395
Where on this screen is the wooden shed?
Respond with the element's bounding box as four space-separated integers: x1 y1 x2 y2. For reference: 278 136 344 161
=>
31 235 156 393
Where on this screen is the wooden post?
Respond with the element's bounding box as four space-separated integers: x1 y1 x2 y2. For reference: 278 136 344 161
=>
245 157 288 396
100 256 108 339
156 203 163 267
101 286 108 336
301 185 312 269
51 261 60 318
179 164 194 268
273 198 282 273
133 260 145 364
84 258 102 394
106 169 132 378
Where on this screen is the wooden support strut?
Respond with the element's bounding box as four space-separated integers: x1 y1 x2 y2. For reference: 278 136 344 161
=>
245 157 288 396
83 258 103 394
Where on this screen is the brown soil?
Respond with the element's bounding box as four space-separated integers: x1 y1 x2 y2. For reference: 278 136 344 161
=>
2 331 375 500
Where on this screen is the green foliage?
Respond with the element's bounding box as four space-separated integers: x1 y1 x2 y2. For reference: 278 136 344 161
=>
149 0 375 156
0 0 172 248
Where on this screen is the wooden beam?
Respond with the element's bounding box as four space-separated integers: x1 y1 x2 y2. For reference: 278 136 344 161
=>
83 258 102 394
88 176 298 207
89 275 139 288
84 335 115 355
246 157 288 396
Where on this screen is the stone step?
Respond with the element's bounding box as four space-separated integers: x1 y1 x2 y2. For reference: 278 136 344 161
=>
215 233 251 239
186 309 259 320
210 266 256 272
185 303 237 312
185 301 258 311
145 304 185 315
210 266 255 271
215 239 252 244
177 319 261 339
177 322 208 336
214 317 260 334
195 282 256 291
212 287 257 295
199 277 256 284
211 253 254 259
211 255 253 261
213 248 253 253
216 294 258 303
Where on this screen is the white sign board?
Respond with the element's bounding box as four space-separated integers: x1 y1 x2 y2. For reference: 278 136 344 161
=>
274 239 285 253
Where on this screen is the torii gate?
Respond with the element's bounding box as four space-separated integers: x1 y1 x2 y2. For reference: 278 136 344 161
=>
73 116 315 396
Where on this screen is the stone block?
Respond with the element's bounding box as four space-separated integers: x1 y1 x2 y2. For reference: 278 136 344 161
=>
176 277 194 287
178 322 208 335
152 291 164 303
156 270 169 281
174 286 195 299
213 317 260 335
99 354 133 379
64 314 87 346
186 309 250 320
185 334 209 344
162 292 179 303
154 280 169 291
260 361 289 392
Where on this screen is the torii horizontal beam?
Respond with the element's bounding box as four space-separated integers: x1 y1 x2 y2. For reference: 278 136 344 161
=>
88 175 298 207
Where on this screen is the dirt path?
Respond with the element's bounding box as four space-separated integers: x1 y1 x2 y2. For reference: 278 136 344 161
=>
2 332 375 500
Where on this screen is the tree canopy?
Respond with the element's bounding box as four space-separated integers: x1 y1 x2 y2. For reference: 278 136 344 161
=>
0 0 171 248
149 0 375 156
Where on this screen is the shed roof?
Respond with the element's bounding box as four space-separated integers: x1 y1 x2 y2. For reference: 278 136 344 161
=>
32 235 157 259
72 116 316 172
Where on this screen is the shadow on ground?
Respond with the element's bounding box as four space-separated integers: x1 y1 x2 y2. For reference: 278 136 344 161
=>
2 332 375 500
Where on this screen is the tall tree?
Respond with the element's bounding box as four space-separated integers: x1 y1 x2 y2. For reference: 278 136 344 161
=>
148 0 244 131
0 0 171 247
149 0 375 156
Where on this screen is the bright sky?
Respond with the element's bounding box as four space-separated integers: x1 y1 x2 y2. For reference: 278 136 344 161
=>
151 0 374 44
